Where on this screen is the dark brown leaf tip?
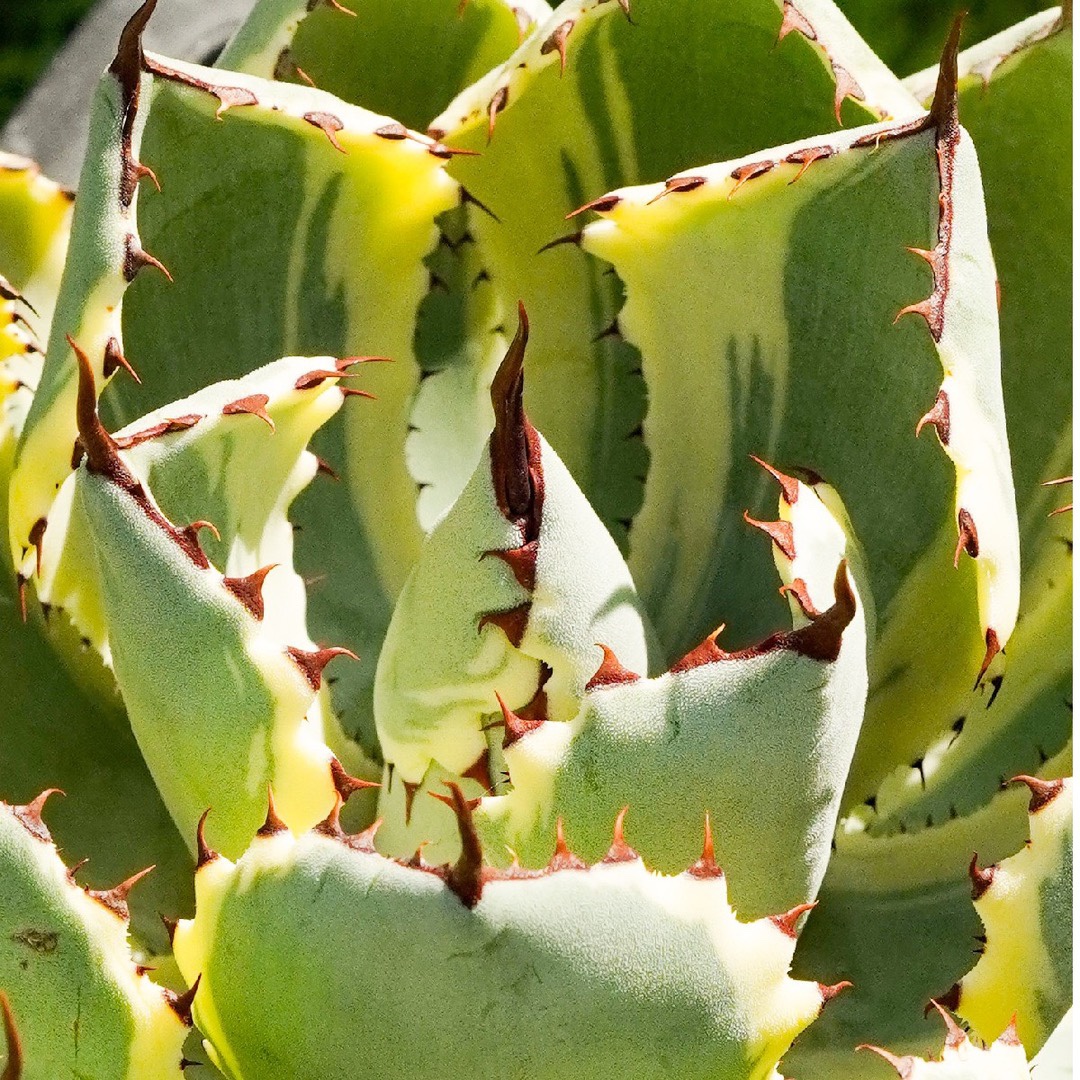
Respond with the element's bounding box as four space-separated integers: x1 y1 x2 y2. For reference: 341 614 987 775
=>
916 389 950 445
585 644 641 690
1009 774 1065 814
1 991 23 1080
11 789 63 843
687 812 723 879
548 817 587 872
87 864 155 920
286 646 359 691
929 13 964 133
223 564 277 620
743 511 796 560
489 303 544 540
222 393 274 431
968 852 996 900
329 757 381 803
430 782 485 908
602 806 639 864
494 691 545 749
166 975 200 1026
196 809 218 870
770 900 817 938
257 787 288 838
750 454 800 505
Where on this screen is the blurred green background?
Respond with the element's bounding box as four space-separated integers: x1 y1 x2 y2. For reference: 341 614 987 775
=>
0 0 98 124
0 0 1048 130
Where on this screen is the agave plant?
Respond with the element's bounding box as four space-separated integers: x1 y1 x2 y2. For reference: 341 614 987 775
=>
0 0 1071 1076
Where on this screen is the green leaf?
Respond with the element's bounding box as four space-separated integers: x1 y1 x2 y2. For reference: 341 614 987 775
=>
477 465 868 918
9 4 459 757
0 793 189 1079
956 777 1072 1053
579 58 1019 803
173 790 841 1080
68 351 364 859
220 0 552 130
427 0 919 545
846 9 1072 822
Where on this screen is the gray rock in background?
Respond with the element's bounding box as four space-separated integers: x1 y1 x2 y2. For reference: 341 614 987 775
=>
1 0 253 186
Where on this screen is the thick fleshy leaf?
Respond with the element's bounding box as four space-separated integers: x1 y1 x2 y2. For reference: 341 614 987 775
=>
426 0 919 541
68 353 365 859
220 0 551 129
859 1004 1029 1079
0 794 189 1080
786 744 1071 1078
476 467 867 918
955 777 1072 1053
9 4 459 757
835 0 1049 76
0 152 73 324
375 309 654 787
846 7 1072 824
174 795 842 1080
579 60 1019 796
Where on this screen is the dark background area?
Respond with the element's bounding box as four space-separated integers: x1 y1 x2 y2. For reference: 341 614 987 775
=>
0 0 1049 129
0 0 98 124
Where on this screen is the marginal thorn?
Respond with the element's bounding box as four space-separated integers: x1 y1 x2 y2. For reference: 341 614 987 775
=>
926 999 967 1049
585 644 641 690
494 691 544 749
223 564 277 620
743 511 796 560
87 864 155 920
954 508 979 567
915 389 950 444
749 454 800 504
771 900 817 938
286 646 358 691
1008 774 1065 813
687 812 723 879
257 787 288 837
974 628 1001 688
166 975 200 1026
27 518 46 579
602 806 638 864
222 393 274 431
486 86 509 143
330 758 381 802
195 809 218 870
302 111 347 153
548 818 587 872
967 852 995 899
999 1015 1022 1047
893 299 933 326
565 193 621 220
13 788 64 843
103 338 141 384
134 162 160 190
856 1045 914 1077
536 231 583 255
540 20 574 75
819 980 853 1007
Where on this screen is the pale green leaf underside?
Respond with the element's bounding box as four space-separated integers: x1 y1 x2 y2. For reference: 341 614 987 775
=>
175 828 827 1080
0 799 188 1080
425 0 918 543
